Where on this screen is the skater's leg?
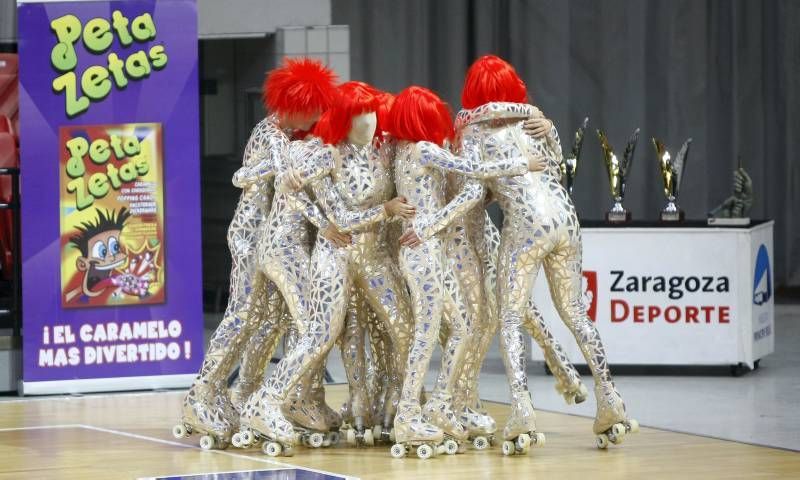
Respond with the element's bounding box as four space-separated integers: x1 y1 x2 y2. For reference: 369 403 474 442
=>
244 240 350 445
523 301 587 404
543 239 632 436
495 235 544 442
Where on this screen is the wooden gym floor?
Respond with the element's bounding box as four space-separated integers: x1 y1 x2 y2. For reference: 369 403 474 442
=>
0 384 798 479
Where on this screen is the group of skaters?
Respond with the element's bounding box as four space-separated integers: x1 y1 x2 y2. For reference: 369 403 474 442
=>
172 54 638 459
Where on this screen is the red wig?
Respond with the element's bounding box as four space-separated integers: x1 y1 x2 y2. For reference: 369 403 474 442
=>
313 81 381 145
263 57 338 116
388 86 453 147
374 91 395 137
461 55 528 109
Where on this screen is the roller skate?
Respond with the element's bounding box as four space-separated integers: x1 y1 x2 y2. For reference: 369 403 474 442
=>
234 396 298 456
311 386 342 444
172 382 237 450
422 393 468 454
389 401 446 459
371 385 399 444
459 404 497 450
283 395 338 449
340 389 375 447
500 394 546 456
546 356 588 405
593 382 639 449
229 377 258 415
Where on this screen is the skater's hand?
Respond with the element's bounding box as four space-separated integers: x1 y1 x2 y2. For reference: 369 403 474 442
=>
523 117 553 139
398 228 422 248
384 196 416 219
322 225 351 247
278 168 304 192
528 155 547 172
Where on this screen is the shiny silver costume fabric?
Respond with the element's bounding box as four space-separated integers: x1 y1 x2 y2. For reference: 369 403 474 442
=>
455 102 630 439
179 117 288 444
244 138 414 446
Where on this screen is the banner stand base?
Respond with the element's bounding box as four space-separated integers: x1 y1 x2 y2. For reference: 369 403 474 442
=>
20 373 195 396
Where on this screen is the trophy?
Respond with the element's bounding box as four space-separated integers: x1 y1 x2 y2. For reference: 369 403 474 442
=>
561 117 589 195
708 156 753 225
652 137 692 222
597 128 639 223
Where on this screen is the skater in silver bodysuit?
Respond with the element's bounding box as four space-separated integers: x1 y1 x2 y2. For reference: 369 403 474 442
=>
455 55 637 454
385 86 541 459
239 82 416 456
173 58 339 450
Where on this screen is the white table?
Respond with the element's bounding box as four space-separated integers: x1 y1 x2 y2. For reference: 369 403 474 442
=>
530 220 775 372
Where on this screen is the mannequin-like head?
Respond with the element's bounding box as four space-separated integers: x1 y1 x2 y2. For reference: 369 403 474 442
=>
314 81 381 146
461 55 528 109
388 86 453 147
263 57 338 130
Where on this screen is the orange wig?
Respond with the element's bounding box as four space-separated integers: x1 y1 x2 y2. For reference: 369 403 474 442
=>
388 86 453 147
313 81 381 145
263 58 339 116
461 55 528 109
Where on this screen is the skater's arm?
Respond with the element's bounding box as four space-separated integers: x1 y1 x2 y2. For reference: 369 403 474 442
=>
413 178 485 242
232 122 285 188
275 141 336 194
309 176 387 233
418 138 528 179
286 190 330 230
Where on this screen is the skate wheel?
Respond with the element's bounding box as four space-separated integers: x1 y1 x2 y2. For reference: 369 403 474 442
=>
416 444 434 459
533 432 546 447
473 436 489 450
329 431 341 445
609 432 624 445
241 430 254 445
390 443 406 458
263 441 282 456
516 433 531 450
308 432 325 448
596 434 609 449
611 423 626 437
501 440 515 456
199 435 215 450
363 429 375 446
346 428 356 445
628 419 640 433
444 439 458 455
231 432 243 448
372 425 383 442
172 424 188 439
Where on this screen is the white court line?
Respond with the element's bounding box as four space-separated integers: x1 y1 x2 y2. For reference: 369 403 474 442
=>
0 423 357 480
0 389 187 404
0 424 82 432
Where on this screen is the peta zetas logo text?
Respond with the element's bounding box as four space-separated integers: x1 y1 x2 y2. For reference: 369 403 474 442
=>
608 270 731 325
50 11 169 117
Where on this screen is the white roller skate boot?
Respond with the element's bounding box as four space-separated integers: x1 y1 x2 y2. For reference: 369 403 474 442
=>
593 382 639 449
390 401 445 459
500 394 546 456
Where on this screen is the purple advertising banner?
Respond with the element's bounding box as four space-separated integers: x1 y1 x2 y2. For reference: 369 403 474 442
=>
18 0 202 394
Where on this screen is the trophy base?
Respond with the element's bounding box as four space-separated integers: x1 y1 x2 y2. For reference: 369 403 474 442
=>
605 211 632 223
707 217 751 226
660 210 685 222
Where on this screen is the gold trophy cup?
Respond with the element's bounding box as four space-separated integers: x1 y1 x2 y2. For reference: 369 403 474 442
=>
561 117 588 195
653 137 692 222
597 128 639 223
